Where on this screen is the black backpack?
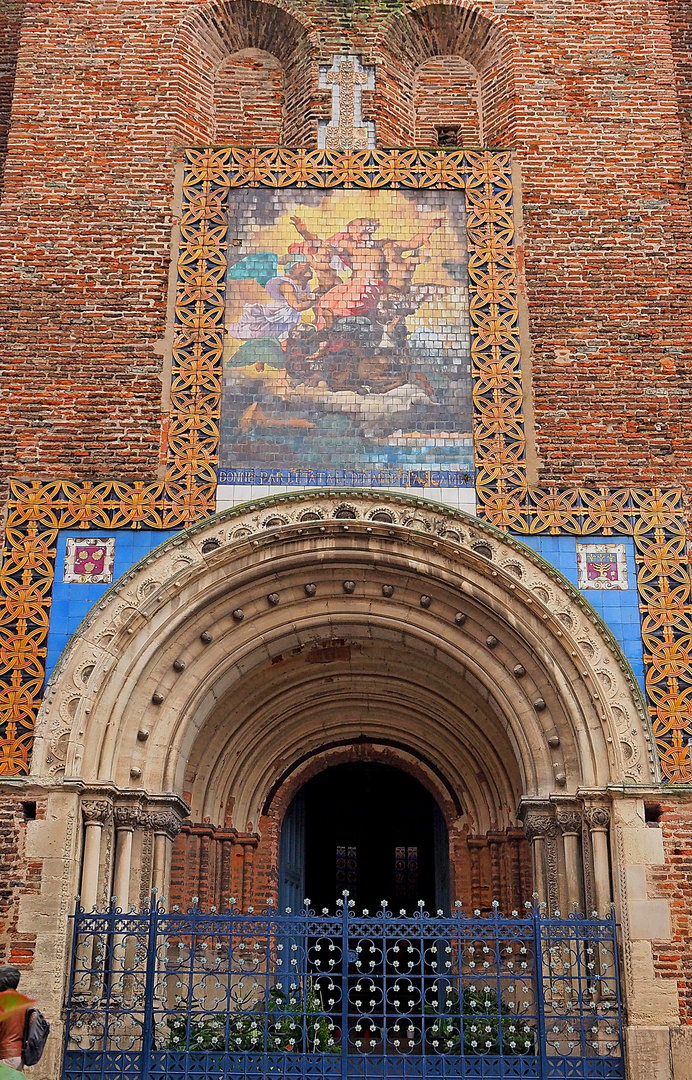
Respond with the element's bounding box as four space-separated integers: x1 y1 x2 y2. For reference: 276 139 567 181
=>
21 1007 50 1067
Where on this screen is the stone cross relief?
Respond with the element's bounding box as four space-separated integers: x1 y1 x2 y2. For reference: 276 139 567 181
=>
318 55 376 150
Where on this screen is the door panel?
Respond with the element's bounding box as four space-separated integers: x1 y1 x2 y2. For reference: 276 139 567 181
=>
279 789 306 912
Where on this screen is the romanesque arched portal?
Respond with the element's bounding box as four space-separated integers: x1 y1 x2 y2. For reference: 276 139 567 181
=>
26 492 678 1080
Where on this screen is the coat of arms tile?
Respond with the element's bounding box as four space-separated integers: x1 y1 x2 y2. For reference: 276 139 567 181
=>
63 537 116 584
576 542 628 591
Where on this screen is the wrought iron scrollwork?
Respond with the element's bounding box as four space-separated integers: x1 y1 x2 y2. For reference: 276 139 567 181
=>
62 897 624 1080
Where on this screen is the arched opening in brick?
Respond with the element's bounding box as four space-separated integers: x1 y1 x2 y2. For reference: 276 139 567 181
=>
171 726 532 916
414 56 482 146
376 5 516 148
173 0 316 146
262 738 529 917
215 49 284 145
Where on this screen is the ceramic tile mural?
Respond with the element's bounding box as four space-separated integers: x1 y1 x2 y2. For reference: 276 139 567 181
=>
3 148 691 783
516 534 644 692
220 187 472 484
46 528 179 683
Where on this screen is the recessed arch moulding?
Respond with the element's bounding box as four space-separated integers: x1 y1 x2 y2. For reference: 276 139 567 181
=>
34 491 653 916
171 0 516 148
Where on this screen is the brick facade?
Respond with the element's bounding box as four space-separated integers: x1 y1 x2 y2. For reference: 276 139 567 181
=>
667 0 692 217
214 50 284 144
0 794 44 967
413 57 481 146
1 0 691 502
650 803 692 1024
1 1 692 1072
0 0 25 191
169 822 534 916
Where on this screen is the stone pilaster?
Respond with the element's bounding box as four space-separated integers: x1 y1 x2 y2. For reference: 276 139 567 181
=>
80 798 112 912
521 804 559 913
556 806 583 913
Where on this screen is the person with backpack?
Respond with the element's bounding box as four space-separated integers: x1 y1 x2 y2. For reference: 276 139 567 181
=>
0 967 49 1071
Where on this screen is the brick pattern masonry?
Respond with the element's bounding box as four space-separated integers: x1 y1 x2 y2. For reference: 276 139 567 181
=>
0 0 691 503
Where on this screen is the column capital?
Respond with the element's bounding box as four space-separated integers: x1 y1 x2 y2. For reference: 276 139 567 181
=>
148 810 184 839
81 798 113 825
556 809 583 837
522 809 558 842
584 803 611 832
114 804 142 830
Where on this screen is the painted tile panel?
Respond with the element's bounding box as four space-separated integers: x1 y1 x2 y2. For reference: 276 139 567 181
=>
44 529 179 684
220 187 472 484
513 533 645 692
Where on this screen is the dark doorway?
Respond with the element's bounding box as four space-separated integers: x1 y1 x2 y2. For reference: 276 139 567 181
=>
279 762 449 914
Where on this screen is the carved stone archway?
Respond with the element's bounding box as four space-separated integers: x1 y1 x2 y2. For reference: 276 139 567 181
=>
34 488 653 914
17 492 680 1080
36 490 652 801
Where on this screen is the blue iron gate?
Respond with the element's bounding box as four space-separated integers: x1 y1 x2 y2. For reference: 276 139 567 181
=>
62 897 624 1080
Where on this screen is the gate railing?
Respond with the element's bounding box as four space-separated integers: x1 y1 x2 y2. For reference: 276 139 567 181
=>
62 896 624 1080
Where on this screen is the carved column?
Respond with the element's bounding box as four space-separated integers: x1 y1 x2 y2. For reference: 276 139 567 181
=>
523 808 559 912
486 834 501 905
556 809 583 913
507 828 526 909
113 805 141 910
150 811 183 903
80 799 112 912
467 838 484 910
584 802 612 916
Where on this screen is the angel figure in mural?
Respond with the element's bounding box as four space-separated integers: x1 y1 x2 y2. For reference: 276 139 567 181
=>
226 254 320 343
288 215 444 328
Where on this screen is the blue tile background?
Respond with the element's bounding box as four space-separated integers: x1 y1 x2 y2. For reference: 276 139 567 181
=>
511 533 645 692
44 526 646 696
45 529 179 683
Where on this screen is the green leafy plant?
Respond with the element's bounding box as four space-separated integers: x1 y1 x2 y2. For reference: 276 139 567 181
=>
426 984 535 1056
166 1013 228 1051
266 981 336 1053
162 977 337 1053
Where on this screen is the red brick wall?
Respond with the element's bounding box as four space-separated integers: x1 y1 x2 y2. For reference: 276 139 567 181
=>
0 795 44 967
667 0 692 215
648 804 692 1023
514 2 692 486
414 57 481 145
0 0 691 498
169 819 532 915
0 0 177 493
0 0 25 191
215 50 283 144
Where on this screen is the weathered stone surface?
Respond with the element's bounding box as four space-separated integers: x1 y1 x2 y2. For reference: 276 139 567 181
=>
625 1027 673 1080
